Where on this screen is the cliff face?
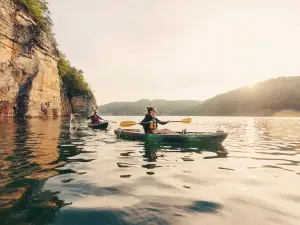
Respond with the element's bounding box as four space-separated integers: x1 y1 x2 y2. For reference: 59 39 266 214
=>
0 0 96 117
0 0 66 117
71 95 97 116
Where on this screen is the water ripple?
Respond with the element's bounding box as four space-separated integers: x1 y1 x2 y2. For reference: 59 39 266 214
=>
1 117 300 225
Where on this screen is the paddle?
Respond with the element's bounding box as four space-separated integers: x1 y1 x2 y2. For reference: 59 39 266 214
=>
105 120 117 123
86 116 117 123
119 118 192 128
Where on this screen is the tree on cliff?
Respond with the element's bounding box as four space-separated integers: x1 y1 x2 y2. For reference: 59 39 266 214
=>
57 52 93 100
14 0 94 101
14 0 52 32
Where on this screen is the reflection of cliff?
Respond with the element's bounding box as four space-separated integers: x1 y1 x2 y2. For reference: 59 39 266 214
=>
0 118 15 188
0 118 31 210
0 118 70 224
26 118 63 179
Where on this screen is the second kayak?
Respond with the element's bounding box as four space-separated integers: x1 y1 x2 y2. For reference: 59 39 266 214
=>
88 122 109 130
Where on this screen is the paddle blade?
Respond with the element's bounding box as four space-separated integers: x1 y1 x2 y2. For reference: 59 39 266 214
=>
180 118 192 124
119 121 138 127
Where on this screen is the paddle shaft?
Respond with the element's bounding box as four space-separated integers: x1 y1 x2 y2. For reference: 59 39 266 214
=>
106 120 117 123
119 118 191 127
87 117 117 123
139 121 179 124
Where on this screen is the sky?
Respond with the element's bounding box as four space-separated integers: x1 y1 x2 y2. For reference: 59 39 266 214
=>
48 0 300 104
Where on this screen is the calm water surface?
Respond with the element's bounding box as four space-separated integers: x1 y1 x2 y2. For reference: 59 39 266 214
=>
1 116 300 225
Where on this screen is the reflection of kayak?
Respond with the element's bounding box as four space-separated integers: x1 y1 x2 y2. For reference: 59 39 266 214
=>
143 140 226 151
142 142 229 160
88 122 109 130
114 129 228 144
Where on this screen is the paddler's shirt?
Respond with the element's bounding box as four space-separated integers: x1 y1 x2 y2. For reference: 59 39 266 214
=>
141 113 167 133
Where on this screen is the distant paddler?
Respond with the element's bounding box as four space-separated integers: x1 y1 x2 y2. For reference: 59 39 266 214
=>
87 110 117 125
87 110 104 124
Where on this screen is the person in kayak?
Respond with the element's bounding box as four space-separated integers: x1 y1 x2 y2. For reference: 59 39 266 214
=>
87 110 104 124
141 106 176 134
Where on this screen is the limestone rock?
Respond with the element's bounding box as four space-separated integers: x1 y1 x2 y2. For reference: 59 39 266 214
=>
0 0 76 117
71 95 97 116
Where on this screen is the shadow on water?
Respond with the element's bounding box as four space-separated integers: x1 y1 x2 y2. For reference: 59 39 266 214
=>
52 198 222 225
0 118 92 225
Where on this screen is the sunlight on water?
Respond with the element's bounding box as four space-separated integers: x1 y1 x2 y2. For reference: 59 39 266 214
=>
1 116 300 225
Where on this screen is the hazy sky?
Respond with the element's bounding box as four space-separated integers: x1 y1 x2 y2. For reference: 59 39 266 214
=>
48 0 300 104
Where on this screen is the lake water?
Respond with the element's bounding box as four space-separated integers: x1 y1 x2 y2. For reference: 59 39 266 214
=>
1 116 300 225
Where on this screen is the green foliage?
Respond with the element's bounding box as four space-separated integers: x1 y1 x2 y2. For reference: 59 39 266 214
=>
192 76 300 116
14 1 93 100
14 0 52 32
58 52 93 99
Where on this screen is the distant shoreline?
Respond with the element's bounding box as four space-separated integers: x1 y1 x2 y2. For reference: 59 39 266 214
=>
99 77 300 118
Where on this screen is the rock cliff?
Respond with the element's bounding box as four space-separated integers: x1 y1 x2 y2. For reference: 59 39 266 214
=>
71 95 97 116
0 0 96 117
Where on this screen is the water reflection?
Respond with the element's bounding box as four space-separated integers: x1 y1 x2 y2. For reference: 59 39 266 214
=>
1 117 300 225
0 118 92 225
26 118 62 179
0 118 16 188
142 141 228 161
52 198 223 225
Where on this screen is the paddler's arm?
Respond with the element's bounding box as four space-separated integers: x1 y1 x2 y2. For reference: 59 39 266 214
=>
155 117 169 125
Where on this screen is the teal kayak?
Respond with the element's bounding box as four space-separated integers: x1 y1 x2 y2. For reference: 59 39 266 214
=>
114 129 228 144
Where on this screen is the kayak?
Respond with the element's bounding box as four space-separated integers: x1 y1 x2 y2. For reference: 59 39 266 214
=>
114 128 228 144
88 122 109 130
